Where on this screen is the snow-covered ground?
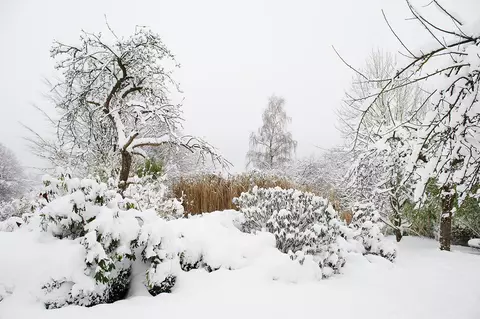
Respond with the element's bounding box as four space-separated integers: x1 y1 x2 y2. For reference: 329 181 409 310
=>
1 212 479 319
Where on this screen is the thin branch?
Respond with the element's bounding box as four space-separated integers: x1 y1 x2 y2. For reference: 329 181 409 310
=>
433 0 463 25
332 46 369 81
382 9 417 59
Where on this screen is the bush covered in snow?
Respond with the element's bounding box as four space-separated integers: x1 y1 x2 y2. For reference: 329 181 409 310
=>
2 171 278 309
0 195 39 231
343 203 397 262
30 174 138 307
123 175 184 220
0 216 24 232
0 196 37 221
0 171 190 308
234 187 347 277
235 188 397 274
0 173 398 309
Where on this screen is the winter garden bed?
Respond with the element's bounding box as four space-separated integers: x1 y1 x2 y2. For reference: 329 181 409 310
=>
0 173 399 309
5 173 478 319
1 180 480 319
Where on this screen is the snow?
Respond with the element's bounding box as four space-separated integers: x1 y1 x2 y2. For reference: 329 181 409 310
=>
1 213 480 319
468 238 480 249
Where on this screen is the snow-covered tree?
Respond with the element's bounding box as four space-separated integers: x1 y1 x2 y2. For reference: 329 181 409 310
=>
247 95 297 170
287 150 352 210
347 1 480 250
338 49 426 143
338 49 428 241
146 144 217 181
33 26 228 190
0 143 24 202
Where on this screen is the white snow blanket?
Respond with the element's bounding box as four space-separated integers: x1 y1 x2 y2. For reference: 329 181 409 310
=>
1 211 479 319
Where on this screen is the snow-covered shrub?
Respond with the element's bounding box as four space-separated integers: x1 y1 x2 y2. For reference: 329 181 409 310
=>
38 176 117 239
123 175 184 220
346 203 397 262
233 186 273 232
234 187 346 277
28 172 188 308
0 216 23 232
0 201 18 222
0 193 41 232
0 195 38 221
36 174 141 308
17 170 230 308
138 216 182 296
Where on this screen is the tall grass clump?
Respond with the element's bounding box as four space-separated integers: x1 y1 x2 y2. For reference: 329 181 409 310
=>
171 171 345 215
171 172 296 214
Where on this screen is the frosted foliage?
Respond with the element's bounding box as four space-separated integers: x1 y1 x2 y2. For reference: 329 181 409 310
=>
0 171 186 308
234 187 346 277
339 50 426 147
33 174 135 308
408 42 480 203
123 176 184 220
0 143 24 202
0 191 45 232
345 127 415 235
4 172 282 308
247 95 297 170
0 216 23 232
345 203 397 262
338 51 423 230
345 7 480 207
0 195 38 222
287 150 351 202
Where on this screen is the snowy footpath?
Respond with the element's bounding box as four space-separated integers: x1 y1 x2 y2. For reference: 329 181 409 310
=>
1 214 479 319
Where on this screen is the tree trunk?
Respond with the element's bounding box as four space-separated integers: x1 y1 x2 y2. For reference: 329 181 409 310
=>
439 186 454 251
390 194 402 242
392 212 402 242
119 151 132 193
394 228 402 242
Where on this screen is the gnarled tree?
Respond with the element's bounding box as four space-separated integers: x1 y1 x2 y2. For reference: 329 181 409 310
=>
45 26 227 190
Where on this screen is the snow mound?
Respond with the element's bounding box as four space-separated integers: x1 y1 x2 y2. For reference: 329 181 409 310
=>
0 230 87 309
468 238 480 249
0 209 355 313
1 235 479 319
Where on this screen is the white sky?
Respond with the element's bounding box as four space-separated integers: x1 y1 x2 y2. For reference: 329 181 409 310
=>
1 0 479 172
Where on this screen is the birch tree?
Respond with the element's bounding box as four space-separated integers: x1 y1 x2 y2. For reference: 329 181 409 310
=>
247 95 297 170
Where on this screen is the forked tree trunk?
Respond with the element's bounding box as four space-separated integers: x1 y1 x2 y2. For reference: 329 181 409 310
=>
119 151 132 193
439 185 454 251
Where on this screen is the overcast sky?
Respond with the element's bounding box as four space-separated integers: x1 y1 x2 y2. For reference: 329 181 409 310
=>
1 0 479 172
